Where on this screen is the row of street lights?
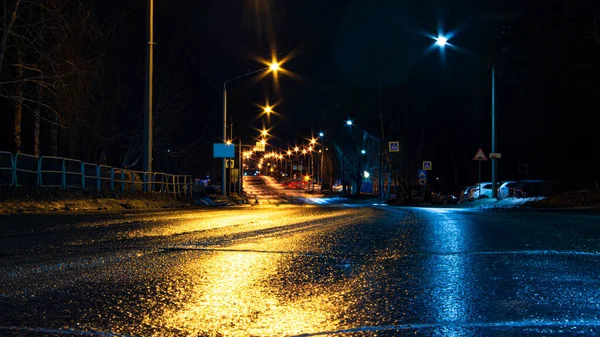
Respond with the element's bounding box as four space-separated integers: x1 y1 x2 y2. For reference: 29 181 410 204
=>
240 133 327 191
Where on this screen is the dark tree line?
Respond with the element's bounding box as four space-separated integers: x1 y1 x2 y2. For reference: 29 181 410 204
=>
0 0 214 174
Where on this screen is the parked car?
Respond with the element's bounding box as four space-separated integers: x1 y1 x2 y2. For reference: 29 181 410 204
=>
471 182 493 199
461 186 476 202
431 189 460 204
497 181 517 200
513 180 556 198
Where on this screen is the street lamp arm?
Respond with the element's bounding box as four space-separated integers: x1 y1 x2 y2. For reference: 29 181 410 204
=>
363 131 380 141
223 67 269 89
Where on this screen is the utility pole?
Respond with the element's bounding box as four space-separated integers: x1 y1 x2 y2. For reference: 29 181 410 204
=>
238 139 242 195
491 63 498 198
229 120 233 195
222 84 227 195
142 0 155 176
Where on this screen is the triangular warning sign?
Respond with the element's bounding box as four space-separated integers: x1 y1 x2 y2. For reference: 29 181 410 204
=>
473 147 488 161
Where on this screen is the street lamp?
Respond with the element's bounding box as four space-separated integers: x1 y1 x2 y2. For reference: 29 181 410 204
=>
269 62 281 72
434 35 448 47
432 33 498 198
221 60 280 195
342 119 354 194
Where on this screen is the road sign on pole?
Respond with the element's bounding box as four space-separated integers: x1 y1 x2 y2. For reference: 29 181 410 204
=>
418 169 427 179
388 141 400 152
471 147 488 198
418 178 427 186
255 141 265 152
473 148 488 161
422 161 432 170
213 143 235 158
489 152 501 159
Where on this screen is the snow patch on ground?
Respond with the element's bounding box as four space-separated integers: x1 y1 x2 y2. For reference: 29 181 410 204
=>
474 197 546 209
306 197 346 205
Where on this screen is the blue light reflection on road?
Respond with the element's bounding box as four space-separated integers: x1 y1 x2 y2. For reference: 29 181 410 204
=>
419 207 478 337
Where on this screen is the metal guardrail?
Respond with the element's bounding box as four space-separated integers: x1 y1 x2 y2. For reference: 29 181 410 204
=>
0 151 192 198
0 152 14 186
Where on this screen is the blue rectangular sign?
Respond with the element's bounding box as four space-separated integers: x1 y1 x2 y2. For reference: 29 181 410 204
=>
213 143 235 158
388 141 400 152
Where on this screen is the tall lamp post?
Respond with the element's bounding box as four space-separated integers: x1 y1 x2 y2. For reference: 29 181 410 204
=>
343 120 353 194
221 62 280 195
433 35 498 198
142 0 155 176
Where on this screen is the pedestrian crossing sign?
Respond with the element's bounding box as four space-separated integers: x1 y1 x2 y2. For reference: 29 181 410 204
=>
388 141 400 152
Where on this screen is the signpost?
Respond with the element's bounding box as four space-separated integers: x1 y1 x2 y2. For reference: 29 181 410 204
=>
213 143 235 158
255 141 265 152
422 161 432 171
388 141 400 152
417 169 427 186
473 147 488 198
489 153 501 159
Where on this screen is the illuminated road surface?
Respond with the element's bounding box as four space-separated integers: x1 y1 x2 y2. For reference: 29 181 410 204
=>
243 175 311 204
1 206 600 336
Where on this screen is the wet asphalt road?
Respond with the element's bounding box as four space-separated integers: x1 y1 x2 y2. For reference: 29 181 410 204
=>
1 206 600 336
243 176 309 204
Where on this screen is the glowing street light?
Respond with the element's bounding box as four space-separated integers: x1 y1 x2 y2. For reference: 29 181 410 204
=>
319 132 324 137
434 35 448 47
346 120 353 126
269 62 280 72
294 146 299 152
226 140 232 145
310 138 317 145
361 149 366 154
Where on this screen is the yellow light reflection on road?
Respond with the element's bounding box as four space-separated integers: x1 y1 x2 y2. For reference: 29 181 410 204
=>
123 207 330 239
131 207 376 336
154 241 340 336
